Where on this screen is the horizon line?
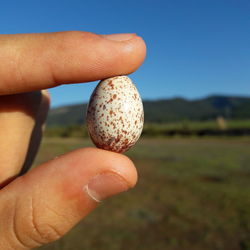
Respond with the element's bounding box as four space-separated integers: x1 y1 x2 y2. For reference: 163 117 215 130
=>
50 93 250 109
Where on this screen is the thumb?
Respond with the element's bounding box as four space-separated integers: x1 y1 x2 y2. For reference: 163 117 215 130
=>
0 148 137 250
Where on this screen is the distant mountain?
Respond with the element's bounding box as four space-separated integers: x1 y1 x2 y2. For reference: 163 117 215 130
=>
47 95 250 126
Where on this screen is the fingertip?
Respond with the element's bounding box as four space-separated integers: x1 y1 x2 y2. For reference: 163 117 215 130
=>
111 34 147 75
107 150 138 188
73 147 138 188
50 31 147 83
76 147 137 202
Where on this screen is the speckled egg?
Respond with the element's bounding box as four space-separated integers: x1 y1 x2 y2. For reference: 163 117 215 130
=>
86 76 144 153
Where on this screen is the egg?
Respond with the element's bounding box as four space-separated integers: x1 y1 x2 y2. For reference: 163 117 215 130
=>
86 76 144 153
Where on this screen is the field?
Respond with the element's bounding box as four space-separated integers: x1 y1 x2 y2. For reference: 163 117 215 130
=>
37 137 250 250
44 120 250 138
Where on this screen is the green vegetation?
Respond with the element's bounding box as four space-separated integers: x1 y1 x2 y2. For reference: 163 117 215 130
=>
47 95 250 127
37 137 250 250
45 95 250 137
44 119 250 138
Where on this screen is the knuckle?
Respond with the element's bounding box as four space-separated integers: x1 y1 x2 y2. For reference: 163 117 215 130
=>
31 223 63 243
10 198 36 249
2 185 67 249
29 197 65 244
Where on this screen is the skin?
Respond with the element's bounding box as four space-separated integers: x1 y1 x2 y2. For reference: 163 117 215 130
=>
0 31 146 249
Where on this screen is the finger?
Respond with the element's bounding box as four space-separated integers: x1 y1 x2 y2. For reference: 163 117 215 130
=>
0 91 50 187
0 32 146 95
0 148 137 249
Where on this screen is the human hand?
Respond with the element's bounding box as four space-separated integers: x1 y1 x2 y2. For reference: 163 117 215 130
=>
0 31 146 249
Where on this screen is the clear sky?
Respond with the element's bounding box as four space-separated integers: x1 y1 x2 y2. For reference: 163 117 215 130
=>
1 0 249 107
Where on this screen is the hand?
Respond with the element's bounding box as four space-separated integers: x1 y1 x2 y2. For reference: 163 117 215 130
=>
0 31 146 249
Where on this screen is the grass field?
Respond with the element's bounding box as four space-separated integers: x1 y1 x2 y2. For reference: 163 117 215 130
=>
45 120 250 138
37 137 250 250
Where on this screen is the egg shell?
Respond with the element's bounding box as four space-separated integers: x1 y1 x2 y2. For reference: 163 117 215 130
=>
86 76 144 153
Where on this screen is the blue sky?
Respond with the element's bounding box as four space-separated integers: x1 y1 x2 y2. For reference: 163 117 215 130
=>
1 0 249 107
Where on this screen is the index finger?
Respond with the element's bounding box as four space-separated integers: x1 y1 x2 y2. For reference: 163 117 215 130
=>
0 31 146 95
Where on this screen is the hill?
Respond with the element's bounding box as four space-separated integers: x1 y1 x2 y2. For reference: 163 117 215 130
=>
47 95 250 127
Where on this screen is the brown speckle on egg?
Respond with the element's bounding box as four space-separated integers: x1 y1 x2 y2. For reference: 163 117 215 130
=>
86 76 144 153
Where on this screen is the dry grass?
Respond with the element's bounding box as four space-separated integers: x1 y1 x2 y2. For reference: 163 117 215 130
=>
37 137 250 250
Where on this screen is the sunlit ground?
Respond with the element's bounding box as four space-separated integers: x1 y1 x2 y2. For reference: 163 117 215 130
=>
37 137 250 250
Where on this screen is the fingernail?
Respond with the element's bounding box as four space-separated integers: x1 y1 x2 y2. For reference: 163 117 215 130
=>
84 172 130 202
102 33 136 41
